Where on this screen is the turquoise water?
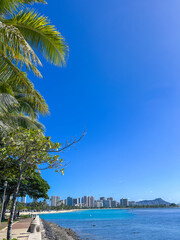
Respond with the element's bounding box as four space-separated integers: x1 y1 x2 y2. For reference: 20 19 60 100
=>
40 208 180 239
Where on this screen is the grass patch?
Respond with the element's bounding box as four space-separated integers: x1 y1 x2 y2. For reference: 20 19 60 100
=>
20 215 31 218
0 218 20 231
3 239 17 240
0 220 8 231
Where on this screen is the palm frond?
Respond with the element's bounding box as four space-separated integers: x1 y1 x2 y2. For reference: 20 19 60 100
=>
17 99 37 119
0 21 42 76
0 0 46 15
15 89 49 116
0 0 20 15
0 52 34 92
0 93 19 114
0 55 49 116
0 112 44 130
0 82 13 94
7 113 44 130
22 0 47 4
4 10 68 66
0 119 9 136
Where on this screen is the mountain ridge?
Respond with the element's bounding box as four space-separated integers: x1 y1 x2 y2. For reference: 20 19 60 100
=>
136 198 171 206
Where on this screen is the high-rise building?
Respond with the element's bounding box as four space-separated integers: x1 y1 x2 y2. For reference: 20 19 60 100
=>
88 197 90 207
88 196 95 208
51 196 60 206
120 198 129 207
96 200 103 208
82 196 88 207
107 197 113 201
100 197 106 201
21 196 26 204
111 200 117 208
67 197 73 206
72 198 80 206
56 196 61 206
60 200 65 205
103 199 111 208
107 197 113 207
51 196 57 206
73 198 78 206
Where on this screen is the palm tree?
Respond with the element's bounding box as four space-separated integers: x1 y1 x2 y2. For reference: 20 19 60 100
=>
0 1 68 239
0 0 68 132
0 80 48 133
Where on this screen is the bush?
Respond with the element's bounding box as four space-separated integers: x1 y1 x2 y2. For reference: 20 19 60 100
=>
3 239 17 240
20 215 31 218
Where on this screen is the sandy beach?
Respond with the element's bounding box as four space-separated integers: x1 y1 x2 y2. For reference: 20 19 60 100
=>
20 209 81 216
20 208 133 216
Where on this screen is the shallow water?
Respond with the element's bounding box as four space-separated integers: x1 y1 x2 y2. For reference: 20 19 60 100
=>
40 208 180 240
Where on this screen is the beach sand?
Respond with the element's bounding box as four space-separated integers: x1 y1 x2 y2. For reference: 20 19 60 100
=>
20 209 82 216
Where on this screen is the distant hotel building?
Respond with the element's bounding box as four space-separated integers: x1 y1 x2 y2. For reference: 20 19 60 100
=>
82 196 89 207
73 198 78 206
51 196 56 206
103 199 111 208
56 196 60 206
67 197 73 206
51 196 61 207
96 200 103 208
59 199 66 205
100 197 106 201
107 197 113 201
88 196 95 208
21 196 26 204
111 200 118 208
120 198 129 207
73 198 80 206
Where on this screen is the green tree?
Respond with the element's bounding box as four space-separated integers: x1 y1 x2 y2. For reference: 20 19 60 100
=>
0 128 62 240
0 171 50 220
26 199 49 211
0 127 84 240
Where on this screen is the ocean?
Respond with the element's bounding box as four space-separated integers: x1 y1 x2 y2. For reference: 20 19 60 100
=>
40 208 180 240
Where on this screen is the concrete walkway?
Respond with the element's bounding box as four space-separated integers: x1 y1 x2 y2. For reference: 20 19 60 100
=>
28 232 41 240
0 218 32 240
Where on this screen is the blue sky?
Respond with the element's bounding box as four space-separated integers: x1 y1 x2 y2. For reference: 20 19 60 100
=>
31 0 180 203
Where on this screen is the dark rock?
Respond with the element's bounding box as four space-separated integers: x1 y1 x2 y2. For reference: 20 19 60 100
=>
41 218 82 240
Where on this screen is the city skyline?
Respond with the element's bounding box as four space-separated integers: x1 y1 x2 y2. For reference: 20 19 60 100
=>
48 195 173 207
23 193 177 204
50 195 130 208
21 192 176 207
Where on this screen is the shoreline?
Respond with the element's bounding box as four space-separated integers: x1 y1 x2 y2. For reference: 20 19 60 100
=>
41 218 81 240
20 207 179 216
20 209 82 216
20 208 129 216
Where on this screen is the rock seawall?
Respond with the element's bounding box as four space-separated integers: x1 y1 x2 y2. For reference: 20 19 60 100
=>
41 219 82 240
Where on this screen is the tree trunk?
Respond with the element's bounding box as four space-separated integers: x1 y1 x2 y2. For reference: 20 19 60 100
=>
14 203 17 221
7 173 22 240
2 194 11 221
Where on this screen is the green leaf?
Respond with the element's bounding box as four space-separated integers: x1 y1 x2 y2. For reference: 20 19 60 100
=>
5 10 68 66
